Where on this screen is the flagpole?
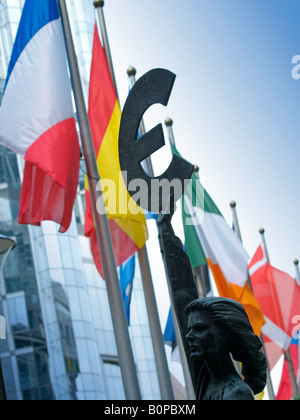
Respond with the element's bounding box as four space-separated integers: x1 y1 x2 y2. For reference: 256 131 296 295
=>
127 66 195 400
191 165 205 297
137 245 175 400
259 227 271 264
161 115 197 399
93 0 118 99
58 0 141 400
92 2 174 400
229 204 276 399
230 201 243 243
294 259 300 286
259 228 300 399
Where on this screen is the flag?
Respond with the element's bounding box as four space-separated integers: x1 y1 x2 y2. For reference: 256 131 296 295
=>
249 245 300 370
182 174 207 270
164 308 176 348
85 25 148 278
171 145 265 336
169 143 207 269
277 336 299 400
145 210 158 221
164 308 180 363
120 255 136 325
0 0 80 233
170 143 211 296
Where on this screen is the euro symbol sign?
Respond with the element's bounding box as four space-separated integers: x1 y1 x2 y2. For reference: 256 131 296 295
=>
119 68 194 213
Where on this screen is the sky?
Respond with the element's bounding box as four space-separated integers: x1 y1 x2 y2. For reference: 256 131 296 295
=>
103 0 300 273
99 0 300 395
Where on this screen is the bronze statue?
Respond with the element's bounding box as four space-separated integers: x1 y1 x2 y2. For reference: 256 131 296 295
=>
158 206 267 400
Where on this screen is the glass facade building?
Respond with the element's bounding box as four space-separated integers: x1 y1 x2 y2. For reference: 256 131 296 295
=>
0 0 160 400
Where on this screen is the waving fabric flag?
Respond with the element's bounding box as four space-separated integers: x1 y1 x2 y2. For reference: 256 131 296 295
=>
164 308 180 363
277 336 299 400
0 0 80 233
119 255 136 325
85 25 148 278
249 245 300 370
171 145 264 336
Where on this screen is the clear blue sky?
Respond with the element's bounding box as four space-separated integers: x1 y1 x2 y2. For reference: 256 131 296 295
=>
103 0 300 279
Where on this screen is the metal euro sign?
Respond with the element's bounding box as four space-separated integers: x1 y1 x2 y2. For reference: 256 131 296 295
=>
119 68 194 213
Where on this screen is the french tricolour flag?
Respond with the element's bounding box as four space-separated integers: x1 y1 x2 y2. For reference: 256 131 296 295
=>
0 0 80 233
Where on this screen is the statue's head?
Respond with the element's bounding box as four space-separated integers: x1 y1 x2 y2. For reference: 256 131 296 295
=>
185 297 267 395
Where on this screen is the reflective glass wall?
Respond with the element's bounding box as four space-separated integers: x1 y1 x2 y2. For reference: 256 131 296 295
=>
0 146 55 400
0 0 160 401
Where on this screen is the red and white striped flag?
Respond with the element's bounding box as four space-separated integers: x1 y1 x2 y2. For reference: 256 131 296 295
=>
249 245 300 370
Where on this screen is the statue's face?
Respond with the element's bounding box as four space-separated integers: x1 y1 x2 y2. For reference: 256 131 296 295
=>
186 310 223 360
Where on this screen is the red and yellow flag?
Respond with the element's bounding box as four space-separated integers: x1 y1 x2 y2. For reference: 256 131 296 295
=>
85 25 148 278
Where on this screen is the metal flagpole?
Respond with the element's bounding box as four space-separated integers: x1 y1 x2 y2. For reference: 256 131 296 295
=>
137 246 175 400
259 228 271 265
93 2 174 400
93 1 118 97
230 201 243 243
58 0 141 400
127 66 195 400
165 118 200 399
229 203 276 400
192 166 212 297
259 228 300 399
294 259 300 287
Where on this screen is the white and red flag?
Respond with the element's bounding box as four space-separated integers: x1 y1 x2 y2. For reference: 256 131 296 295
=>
0 0 80 233
249 245 300 370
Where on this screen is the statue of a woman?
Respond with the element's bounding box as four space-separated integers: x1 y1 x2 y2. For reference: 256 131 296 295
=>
185 297 267 400
158 205 267 400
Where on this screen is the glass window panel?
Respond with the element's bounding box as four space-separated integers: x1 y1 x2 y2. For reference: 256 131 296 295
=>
0 195 12 223
76 339 92 372
1 356 16 394
45 236 62 269
5 276 22 294
42 221 57 235
69 238 82 271
59 236 73 268
39 385 54 401
17 352 38 390
49 269 65 287
7 295 29 332
22 388 39 401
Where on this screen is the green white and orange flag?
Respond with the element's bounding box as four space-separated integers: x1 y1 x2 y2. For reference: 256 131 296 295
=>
172 145 265 336
85 25 148 278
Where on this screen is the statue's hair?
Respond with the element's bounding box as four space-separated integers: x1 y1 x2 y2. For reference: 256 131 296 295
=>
185 297 267 396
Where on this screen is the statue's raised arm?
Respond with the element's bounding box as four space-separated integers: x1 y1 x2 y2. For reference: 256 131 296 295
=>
157 204 199 387
158 204 267 401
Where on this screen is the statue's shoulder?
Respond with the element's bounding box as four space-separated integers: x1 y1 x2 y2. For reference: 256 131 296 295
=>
223 380 255 401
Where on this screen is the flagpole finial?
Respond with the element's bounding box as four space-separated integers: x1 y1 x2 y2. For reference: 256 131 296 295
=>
93 0 104 8
259 227 265 234
165 117 173 127
194 165 200 174
230 200 236 208
127 66 136 77
294 259 299 266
